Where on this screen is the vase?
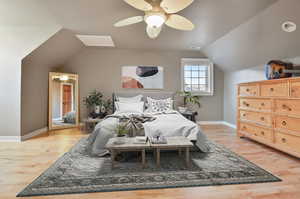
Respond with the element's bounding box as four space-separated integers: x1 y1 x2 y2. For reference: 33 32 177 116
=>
178 106 187 113
114 135 126 145
94 105 101 114
100 105 106 114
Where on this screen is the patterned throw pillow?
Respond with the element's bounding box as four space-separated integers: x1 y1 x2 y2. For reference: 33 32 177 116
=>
147 97 173 113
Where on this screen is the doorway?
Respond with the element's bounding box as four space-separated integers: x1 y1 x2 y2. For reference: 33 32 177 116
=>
61 83 73 117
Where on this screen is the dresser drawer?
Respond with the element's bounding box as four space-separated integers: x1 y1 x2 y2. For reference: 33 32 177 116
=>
260 82 288 97
275 132 300 153
240 122 272 141
275 116 300 132
291 81 300 98
240 110 272 126
239 85 258 96
240 98 271 111
275 99 300 115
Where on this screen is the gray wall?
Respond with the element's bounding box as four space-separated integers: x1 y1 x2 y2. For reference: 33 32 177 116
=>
223 56 300 125
21 29 83 136
203 0 300 71
0 26 59 138
223 66 265 125
63 48 224 121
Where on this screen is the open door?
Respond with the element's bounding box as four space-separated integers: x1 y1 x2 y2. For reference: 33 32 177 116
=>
62 84 72 116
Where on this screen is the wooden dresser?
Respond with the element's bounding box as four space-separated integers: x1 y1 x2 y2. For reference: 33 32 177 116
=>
237 77 300 158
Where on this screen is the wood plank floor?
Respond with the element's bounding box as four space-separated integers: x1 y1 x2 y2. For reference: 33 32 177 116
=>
1 125 300 199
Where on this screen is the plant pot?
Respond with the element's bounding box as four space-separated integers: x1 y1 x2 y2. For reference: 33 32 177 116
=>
178 106 188 113
100 105 106 114
114 136 126 145
94 105 101 114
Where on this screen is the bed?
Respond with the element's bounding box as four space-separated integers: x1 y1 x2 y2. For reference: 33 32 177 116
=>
87 92 209 156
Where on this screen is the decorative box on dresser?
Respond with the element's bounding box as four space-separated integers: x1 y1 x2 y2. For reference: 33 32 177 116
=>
237 77 300 158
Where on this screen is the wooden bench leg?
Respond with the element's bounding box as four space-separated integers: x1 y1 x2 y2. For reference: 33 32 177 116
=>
111 149 116 168
156 148 160 168
185 147 190 168
141 149 146 168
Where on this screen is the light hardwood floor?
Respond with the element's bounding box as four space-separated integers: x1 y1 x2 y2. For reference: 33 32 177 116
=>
1 125 300 199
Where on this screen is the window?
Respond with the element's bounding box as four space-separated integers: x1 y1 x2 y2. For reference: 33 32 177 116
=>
181 58 214 96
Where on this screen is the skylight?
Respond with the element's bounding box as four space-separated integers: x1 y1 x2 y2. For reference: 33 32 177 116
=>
76 35 115 47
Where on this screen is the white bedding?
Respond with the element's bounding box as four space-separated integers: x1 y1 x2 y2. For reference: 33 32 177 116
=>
87 110 209 156
143 111 198 140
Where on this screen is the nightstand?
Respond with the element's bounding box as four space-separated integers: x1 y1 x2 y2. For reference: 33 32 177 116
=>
83 118 103 133
180 111 198 122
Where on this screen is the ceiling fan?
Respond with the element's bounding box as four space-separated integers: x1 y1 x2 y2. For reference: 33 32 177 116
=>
114 0 195 39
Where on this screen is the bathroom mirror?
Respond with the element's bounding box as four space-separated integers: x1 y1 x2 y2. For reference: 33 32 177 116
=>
48 72 79 130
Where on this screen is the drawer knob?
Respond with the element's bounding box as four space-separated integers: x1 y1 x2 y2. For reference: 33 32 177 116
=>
270 88 274 92
243 113 246 117
242 101 249 106
282 104 292 111
260 117 265 121
281 138 287 143
282 104 287 109
261 131 265 135
242 126 247 130
246 88 250 92
261 103 265 106
282 121 287 126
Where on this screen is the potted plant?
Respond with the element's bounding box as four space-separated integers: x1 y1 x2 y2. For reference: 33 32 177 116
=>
177 91 201 113
115 123 128 137
114 123 129 145
83 90 112 118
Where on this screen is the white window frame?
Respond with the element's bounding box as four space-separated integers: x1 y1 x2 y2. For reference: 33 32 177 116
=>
181 58 214 96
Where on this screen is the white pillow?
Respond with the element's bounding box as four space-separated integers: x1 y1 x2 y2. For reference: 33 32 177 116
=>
117 94 143 102
115 101 144 113
147 97 173 113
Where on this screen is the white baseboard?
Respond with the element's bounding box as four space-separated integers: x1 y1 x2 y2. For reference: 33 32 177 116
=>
0 136 21 142
21 127 48 141
197 121 237 129
222 121 237 129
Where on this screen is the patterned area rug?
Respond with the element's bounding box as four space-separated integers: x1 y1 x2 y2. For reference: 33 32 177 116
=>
17 138 281 197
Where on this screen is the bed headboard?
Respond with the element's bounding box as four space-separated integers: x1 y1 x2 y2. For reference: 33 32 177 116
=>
112 91 175 113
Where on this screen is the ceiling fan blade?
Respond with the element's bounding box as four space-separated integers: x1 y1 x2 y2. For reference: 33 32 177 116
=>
160 0 194 14
165 14 195 31
146 25 162 39
114 16 144 27
123 0 153 11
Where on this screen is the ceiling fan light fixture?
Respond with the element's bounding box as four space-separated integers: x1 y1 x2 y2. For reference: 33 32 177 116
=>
145 13 166 28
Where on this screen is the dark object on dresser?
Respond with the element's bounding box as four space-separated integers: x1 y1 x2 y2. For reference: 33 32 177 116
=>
265 60 300 80
180 111 197 122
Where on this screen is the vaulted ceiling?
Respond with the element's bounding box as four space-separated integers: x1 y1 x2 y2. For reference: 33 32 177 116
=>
42 0 277 52
5 0 300 71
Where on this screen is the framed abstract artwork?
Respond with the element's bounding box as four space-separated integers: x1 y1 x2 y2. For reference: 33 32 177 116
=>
122 66 164 89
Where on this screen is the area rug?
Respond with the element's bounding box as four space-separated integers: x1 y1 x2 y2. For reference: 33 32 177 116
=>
17 138 281 197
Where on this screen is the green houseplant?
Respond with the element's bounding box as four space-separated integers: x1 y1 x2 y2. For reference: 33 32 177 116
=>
177 91 201 112
115 123 129 137
83 90 112 118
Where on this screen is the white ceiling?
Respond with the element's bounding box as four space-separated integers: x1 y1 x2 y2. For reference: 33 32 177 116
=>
6 0 300 71
40 0 277 52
